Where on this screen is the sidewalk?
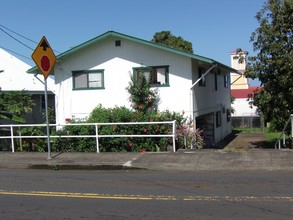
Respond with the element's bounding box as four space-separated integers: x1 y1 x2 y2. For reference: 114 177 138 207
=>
0 133 292 171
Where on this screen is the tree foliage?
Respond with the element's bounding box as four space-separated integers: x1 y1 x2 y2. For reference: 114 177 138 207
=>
245 0 293 131
152 31 194 53
0 90 35 123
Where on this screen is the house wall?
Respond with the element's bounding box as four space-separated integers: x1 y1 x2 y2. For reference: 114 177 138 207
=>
54 37 193 124
232 98 258 117
0 94 55 124
192 61 232 143
0 48 56 125
23 94 55 124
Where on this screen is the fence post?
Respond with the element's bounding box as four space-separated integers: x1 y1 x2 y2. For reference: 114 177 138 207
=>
172 120 176 152
10 125 15 153
95 123 99 153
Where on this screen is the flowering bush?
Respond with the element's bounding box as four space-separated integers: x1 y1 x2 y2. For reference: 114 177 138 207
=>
52 106 188 152
176 120 204 149
51 73 204 152
126 74 160 114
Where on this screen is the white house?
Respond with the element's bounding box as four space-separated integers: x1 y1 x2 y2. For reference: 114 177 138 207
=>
28 31 239 144
0 48 55 124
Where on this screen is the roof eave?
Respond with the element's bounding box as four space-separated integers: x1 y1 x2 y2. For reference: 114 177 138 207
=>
27 30 239 74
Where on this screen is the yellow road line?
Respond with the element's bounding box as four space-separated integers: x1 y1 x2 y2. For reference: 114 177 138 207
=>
0 190 292 202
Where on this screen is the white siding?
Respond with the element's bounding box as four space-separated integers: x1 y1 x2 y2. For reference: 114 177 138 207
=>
52 34 233 144
191 62 232 143
232 98 258 117
54 37 192 124
0 48 55 91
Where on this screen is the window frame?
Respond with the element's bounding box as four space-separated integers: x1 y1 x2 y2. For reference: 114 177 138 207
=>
226 109 231 122
72 69 105 90
214 71 218 91
40 95 46 111
133 65 169 87
216 111 221 127
224 74 229 88
198 66 206 87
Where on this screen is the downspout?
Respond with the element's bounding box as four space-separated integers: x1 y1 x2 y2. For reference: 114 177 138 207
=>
189 64 218 125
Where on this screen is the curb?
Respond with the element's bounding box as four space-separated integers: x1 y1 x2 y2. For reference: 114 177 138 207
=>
28 164 146 171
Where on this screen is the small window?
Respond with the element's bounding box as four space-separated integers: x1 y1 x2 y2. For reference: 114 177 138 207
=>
115 40 121 47
216 111 221 127
72 69 104 90
224 74 229 88
198 67 206 87
133 66 169 86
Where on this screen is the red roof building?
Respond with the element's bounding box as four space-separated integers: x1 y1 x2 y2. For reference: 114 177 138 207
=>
231 86 261 99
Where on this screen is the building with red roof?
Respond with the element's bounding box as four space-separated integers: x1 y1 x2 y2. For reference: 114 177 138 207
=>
230 51 261 127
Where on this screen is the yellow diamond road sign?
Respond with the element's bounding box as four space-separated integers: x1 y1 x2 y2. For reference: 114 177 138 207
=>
32 36 56 79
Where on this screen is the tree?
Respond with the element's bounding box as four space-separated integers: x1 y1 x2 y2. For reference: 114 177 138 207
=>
152 31 194 53
126 74 160 114
0 90 35 123
245 0 293 131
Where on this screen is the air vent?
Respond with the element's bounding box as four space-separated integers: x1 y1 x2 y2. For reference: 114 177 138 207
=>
115 40 121 47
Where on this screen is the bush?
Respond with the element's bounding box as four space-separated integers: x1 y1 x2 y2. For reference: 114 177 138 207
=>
15 127 46 152
51 105 200 152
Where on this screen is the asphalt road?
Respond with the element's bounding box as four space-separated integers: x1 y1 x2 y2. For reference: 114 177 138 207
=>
0 170 293 219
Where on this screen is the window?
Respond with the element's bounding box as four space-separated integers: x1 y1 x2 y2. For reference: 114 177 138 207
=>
227 109 231 122
72 69 104 90
133 66 169 86
40 95 45 111
115 40 121 46
198 67 206 86
214 71 218 91
224 74 229 88
216 111 221 127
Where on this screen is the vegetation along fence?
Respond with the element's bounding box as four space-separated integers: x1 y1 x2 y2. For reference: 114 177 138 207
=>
0 121 177 153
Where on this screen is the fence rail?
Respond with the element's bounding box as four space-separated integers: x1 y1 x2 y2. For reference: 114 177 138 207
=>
0 121 177 153
274 114 292 149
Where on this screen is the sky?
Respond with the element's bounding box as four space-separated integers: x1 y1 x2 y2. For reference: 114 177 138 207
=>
1 0 266 85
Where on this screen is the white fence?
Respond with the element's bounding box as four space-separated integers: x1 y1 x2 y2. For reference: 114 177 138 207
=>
0 121 177 153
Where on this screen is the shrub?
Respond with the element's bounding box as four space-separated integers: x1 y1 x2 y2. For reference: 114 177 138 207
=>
126 74 160 114
51 105 197 152
15 127 46 152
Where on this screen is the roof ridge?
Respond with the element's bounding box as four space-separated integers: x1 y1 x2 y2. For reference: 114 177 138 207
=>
28 30 238 74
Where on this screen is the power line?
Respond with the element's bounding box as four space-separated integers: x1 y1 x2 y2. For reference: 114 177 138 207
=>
0 24 61 54
0 26 34 51
0 24 38 44
0 45 32 61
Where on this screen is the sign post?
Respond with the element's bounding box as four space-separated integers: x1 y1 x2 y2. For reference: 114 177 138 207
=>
291 114 293 138
32 36 56 159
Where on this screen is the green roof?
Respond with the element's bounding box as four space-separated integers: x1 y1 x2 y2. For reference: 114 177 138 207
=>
27 31 238 74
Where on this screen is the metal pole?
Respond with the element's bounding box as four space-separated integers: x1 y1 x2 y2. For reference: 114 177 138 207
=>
10 125 15 153
95 123 99 153
44 78 51 159
291 114 293 138
172 120 176 152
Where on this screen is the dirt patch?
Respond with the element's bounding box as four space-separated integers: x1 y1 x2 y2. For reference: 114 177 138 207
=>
223 133 266 152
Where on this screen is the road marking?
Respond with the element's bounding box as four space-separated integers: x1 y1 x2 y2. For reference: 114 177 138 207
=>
0 190 292 202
